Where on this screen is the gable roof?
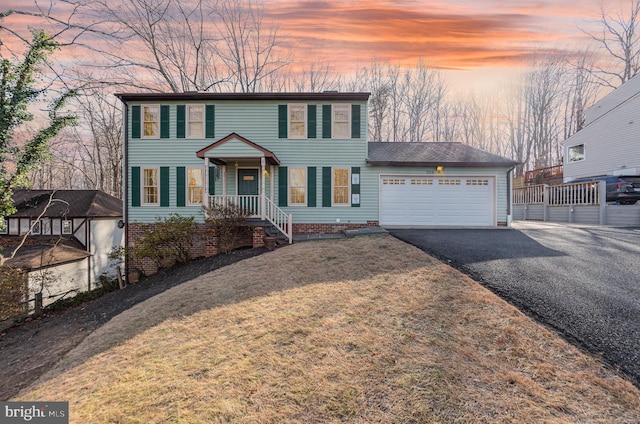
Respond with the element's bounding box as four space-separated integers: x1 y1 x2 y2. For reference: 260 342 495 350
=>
367 142 519 167
196 133 280 165
9 190 122 219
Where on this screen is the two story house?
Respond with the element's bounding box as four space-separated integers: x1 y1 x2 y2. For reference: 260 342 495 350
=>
1 190 124 309
563 74 640 181
116 92 517 267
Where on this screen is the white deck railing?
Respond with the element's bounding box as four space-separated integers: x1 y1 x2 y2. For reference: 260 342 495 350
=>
208 195 292 243
513 182 601 206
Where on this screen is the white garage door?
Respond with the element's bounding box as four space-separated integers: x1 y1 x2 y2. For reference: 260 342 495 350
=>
379 175 495 226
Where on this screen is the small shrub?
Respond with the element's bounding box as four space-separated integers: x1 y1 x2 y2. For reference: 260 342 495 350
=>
203 202 251 254
0 266 28 321
133 214 196 271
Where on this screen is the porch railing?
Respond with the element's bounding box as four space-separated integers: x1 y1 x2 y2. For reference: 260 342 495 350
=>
208 195 292 243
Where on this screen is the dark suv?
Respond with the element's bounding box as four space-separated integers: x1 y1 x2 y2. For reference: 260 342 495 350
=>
568 175 640 204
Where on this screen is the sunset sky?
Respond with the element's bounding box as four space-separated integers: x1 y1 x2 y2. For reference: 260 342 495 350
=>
0 0 632 93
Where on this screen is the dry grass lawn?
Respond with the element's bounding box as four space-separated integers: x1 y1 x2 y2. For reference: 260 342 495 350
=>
16 234 640 423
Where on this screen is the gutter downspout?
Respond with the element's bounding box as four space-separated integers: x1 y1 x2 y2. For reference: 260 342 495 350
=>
507 165 517 226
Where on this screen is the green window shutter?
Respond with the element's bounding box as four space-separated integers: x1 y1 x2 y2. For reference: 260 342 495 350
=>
176 105 186 139
160 105 170 138
351 104 361 138
209 166 216 195
278 166 288 207
206 105 215 138
322 105 331 138
131 166 141 207
160 166 170 207
176 166 186 207
351 166 360 207
307 167 316 207
278 105 287 138
307 105 317 138
131 106 141 139
322 167 332 207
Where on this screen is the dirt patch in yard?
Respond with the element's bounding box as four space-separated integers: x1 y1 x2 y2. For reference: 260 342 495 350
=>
0 247 267 400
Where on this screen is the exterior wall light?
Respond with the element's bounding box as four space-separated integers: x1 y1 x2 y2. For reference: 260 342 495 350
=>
436 166 444 174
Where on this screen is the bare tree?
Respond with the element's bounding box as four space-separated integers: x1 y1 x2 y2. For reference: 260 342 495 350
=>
584 0 640 87
212 0 289 92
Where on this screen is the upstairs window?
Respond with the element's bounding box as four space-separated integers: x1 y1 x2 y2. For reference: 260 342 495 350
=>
568 144 585 162
289 104 307 139
0 220 7 234
188 168 204 205
332 104 351 138
30 220 41 235
143 167 160 205
143 105 160 138
187 105 204 138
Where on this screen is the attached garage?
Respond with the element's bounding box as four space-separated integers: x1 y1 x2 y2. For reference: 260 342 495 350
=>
379 175 495 226
368 142 519 228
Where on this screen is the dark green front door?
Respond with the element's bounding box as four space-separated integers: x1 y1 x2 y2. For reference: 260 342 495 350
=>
238 169 259 195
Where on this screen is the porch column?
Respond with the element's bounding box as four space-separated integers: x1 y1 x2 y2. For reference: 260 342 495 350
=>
204 157 210 207
261 157 266 220
222 165 227 197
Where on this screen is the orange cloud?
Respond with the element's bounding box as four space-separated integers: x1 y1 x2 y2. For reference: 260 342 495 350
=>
268 0 591 70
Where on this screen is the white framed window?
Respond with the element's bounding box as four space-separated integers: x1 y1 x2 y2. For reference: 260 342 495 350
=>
333 167 350 206
8 219 18 235
289 167 307 206
0 220 7 234
288 104 307 139
143 105 160 138
187 104 204 138
30 220 41 235
41 219 51 235
188 168 204 205
19 218 29 235
143 167 160 205
568 144 585 162
332 104 351 138
62 220 73 235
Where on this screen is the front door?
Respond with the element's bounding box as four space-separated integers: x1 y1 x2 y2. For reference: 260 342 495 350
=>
238 169 259 195
237 168 259 215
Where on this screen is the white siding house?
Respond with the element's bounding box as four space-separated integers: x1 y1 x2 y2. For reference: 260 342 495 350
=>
563 74 640 181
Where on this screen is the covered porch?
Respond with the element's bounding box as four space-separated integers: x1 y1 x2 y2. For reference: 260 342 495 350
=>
196 133 292 243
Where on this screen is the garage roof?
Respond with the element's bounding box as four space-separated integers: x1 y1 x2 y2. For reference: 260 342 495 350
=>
367 142 519 167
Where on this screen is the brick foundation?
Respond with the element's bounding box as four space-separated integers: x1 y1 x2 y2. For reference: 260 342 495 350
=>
292 221 380 235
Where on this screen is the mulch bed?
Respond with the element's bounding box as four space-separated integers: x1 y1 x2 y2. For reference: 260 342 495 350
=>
0 247 268 400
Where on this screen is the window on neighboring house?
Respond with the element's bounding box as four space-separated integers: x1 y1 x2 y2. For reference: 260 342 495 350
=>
289 104 307 138
62 220 73 235
30 220 41 235
289 167 307 205
187 105 204 138
0 220 7 234
188 168 204 205
332 104 350 138
9 219 18 235
568 144 585 162
333 168 350 205
143 105 160 138
143 167 160 205
41 219 51 235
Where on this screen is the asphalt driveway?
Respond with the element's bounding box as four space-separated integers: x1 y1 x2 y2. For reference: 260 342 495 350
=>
390 221 640 387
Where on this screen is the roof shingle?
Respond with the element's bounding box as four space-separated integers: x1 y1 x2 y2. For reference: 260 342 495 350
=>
367 142 519 167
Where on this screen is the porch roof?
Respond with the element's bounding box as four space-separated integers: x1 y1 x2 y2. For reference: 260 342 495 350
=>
196 133 280 166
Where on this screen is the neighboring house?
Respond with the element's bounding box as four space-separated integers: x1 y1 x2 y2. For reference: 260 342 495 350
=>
563 74 640 181
1 190 124 308
115 92 518 264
